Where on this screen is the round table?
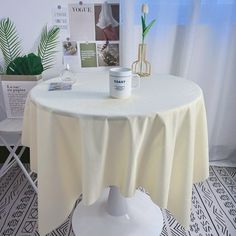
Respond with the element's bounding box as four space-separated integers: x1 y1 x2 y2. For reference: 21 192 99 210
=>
22 72 209 235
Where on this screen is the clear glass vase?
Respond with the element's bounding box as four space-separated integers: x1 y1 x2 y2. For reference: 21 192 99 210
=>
132 43 151 77
60 64 76 84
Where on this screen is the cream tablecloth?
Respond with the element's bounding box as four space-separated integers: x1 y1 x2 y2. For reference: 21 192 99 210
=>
22 73 209 235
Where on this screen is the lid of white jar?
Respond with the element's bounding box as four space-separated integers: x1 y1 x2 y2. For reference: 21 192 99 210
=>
109 67 132 77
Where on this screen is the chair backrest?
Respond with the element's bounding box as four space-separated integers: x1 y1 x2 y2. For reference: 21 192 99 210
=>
0 79 7 121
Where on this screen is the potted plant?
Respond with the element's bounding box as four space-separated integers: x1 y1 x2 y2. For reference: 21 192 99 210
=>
0 18 60 76
132 3 156 77
0 18 60 118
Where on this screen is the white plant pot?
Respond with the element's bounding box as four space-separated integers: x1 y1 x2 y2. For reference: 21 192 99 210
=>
0 74 42 118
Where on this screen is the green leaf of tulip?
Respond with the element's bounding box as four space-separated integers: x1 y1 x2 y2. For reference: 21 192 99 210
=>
141 15 146 33
143 19 156 39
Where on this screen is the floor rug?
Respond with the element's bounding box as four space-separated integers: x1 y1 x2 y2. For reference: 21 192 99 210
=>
0 165 235 236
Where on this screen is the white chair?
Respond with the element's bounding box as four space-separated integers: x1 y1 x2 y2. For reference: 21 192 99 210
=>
0 118 38 193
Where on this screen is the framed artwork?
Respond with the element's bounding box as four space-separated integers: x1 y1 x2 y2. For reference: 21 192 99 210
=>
59 0 120 69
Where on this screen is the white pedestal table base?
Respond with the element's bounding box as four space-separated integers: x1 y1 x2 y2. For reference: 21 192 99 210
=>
72 188 163 236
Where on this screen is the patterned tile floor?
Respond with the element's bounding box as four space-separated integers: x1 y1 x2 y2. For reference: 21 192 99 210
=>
0 165 235 236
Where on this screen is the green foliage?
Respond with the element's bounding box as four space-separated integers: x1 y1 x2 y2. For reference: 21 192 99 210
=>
143 19 156 40
0 17 59 75
37 26 60 71
0 18 22 71
141 16 146 34
6 53 43 75
141 14 156 43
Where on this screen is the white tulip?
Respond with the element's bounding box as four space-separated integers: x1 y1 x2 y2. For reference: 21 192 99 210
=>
142 3 149 14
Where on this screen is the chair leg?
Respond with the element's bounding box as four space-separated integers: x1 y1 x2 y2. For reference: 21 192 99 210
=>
0 135 38 193
12 151 38 193
0 136 20 176
0 160 17 177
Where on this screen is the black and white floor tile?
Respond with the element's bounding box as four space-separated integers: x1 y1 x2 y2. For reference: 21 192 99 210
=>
0 165 235 236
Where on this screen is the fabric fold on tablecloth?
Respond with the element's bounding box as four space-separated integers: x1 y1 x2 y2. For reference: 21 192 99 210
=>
22 93 209 235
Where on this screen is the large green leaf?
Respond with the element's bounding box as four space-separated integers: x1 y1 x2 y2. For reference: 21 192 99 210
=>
0 18 22 71
6 53 43 75
37 25 59 71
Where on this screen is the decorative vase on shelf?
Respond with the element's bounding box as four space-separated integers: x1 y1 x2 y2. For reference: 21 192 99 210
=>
132 43 151 77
